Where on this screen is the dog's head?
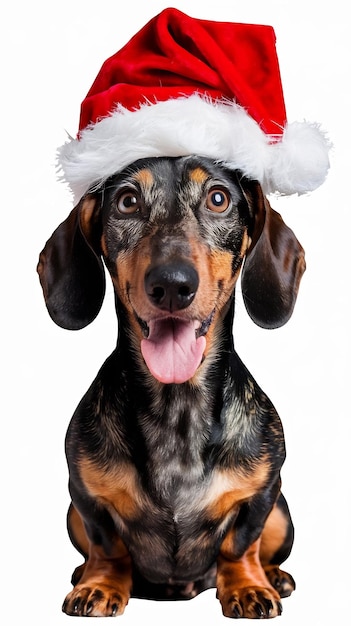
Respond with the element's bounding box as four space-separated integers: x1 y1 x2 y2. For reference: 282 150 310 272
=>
38 156 305 384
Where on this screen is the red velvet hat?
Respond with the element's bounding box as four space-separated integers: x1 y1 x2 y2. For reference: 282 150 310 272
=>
58 7 330 201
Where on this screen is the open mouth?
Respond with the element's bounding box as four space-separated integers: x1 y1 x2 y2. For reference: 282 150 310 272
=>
138 311 214 384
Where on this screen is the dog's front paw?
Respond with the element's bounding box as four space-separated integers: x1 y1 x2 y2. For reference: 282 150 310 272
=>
219 586 282 619
62 583 129 617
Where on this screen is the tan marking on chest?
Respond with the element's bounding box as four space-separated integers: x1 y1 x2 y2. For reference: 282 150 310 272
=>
204 460 270 521
79 459 148 520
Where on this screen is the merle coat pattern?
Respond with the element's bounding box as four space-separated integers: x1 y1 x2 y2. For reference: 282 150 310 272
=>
37 156 304 618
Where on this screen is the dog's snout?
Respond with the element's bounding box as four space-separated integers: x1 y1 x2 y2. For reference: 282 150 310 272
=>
145 262 199 312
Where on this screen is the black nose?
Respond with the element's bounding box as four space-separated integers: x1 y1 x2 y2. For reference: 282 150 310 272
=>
145 262 199 312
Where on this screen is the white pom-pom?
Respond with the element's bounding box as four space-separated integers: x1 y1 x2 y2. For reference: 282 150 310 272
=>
264 121 331 195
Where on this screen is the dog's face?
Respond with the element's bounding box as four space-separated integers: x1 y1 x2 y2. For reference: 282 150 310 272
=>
99 157 253 383
38 155 306 384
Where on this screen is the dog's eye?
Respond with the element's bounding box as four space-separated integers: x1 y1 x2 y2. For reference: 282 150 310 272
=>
206 188 231 213
116 192 141 215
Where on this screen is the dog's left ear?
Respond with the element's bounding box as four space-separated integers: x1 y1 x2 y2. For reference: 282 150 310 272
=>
37 195 106 330
240 180 306 329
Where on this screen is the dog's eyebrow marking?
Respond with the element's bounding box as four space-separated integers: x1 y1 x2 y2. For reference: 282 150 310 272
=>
189 167 209 185
132 168 154 189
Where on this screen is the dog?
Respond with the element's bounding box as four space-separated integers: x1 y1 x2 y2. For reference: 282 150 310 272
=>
37 155 305 618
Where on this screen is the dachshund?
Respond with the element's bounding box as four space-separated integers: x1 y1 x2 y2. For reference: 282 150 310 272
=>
37 155 305 618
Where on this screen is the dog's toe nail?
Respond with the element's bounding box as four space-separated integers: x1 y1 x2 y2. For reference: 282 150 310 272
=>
73 600 80 614
86 601 93 614
232 603 242 618
254 602 264 617
111 602 119 616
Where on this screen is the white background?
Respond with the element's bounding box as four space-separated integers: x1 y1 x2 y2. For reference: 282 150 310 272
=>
2 1 350 624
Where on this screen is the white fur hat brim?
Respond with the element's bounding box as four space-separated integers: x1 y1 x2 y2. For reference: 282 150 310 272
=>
57 95 331 202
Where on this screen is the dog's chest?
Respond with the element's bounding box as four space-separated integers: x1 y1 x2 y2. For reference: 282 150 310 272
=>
110 398 266 581
80 386 268 582
141 392 210 497
101 453 265 584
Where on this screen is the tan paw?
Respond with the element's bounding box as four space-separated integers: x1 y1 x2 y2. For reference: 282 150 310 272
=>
62 583 129 617
219 586 282 619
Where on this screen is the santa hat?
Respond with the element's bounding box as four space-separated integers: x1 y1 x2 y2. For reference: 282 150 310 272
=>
58 7 330 201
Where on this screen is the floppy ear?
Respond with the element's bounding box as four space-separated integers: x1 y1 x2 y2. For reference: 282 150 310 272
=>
240 181 306 329
37 195 105 330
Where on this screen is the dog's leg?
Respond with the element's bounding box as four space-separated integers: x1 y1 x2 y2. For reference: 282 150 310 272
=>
217 535 282 619
62 543 132 616
62 506 132 617
260 493 296 598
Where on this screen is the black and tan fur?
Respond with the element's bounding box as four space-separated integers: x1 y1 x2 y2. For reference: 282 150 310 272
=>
37 156 305 618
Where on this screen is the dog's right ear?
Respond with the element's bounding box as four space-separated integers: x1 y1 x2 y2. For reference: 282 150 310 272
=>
37 195 105 330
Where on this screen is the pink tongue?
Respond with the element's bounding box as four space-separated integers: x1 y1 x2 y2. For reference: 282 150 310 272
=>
141 318 206 384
